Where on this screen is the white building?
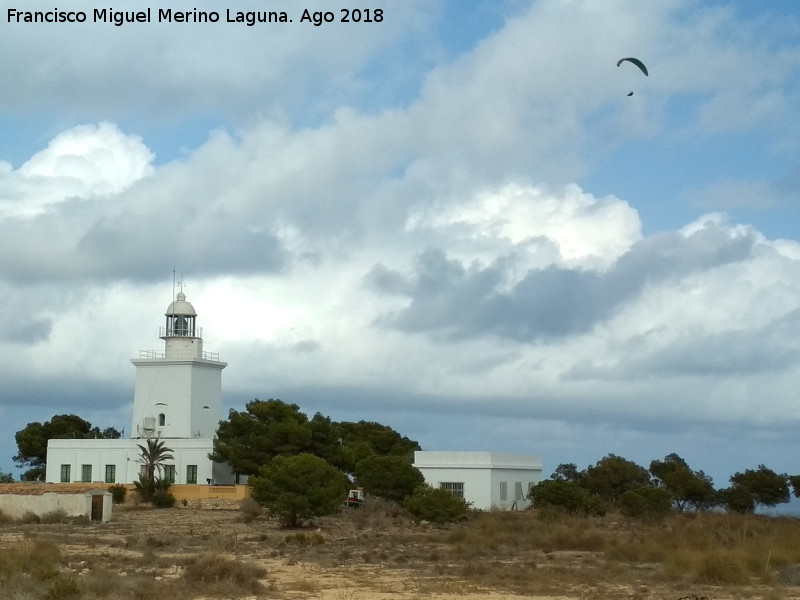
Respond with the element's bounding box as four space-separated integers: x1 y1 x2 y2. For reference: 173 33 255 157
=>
45 291 235 486
413 451 543 511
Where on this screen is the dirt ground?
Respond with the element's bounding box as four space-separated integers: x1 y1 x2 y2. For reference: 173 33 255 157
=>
5 504 800 600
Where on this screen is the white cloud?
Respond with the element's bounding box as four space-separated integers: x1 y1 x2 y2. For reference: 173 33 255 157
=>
0 122 153 218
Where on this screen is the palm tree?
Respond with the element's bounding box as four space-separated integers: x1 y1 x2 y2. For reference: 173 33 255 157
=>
135 438 174 501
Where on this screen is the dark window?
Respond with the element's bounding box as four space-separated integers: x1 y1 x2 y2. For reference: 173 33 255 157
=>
105 465 116 484
60 464 71 483
186 465 198 484
163 465 176 484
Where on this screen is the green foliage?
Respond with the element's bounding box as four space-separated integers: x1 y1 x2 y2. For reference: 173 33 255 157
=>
250 453 350 527
728 464 789 511
581 454 651 504
619 486 673 521
403 485 469 523
134 439 174 503
649 453 715 511
211 399 314 477
336 421 421 474
717 486 755 514
529 480 591 514
211 398 421 477
14 414 121 481
108 484 127 504
151 490 176 508
0 471 13 483
550 462 583 483
354 455 425 502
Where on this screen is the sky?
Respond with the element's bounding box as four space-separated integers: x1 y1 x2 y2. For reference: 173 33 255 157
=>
1 0 800 493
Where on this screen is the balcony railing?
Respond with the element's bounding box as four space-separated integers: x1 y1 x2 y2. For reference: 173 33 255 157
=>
138 349 221 361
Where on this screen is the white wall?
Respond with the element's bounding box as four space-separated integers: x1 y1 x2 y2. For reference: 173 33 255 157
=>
414 451 543 511
46 438 225 485
130 359 225 439
0 492 112 522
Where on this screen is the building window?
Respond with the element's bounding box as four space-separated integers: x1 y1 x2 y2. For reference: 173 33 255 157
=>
105 465 116 484
439 482 464 498
515 482 524 501
186 465 198 484
163 465 176 484
81 464 92 483
158 413 166 427
60 464 71 483
499 481 508 501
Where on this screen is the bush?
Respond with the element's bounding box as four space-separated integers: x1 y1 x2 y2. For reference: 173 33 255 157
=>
354 455 425 502
20 510 41 524
250 454 350 527
46 575 81 599
40 509 69 524
108 484 128 504
183 552 266 595
151 490 176 508
529 480 589 514
694 552 749 585
619 487 673 521
404 485 469 524
239 497 263 522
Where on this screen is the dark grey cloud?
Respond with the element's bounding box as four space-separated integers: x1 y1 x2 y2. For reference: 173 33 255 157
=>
565 308 800 381
373 219 760 342
0 198 288 285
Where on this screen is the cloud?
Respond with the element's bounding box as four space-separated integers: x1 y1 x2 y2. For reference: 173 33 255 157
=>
0 122 153 218
374 200 759 343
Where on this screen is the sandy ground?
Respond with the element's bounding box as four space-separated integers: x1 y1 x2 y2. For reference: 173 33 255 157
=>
4 505 799 600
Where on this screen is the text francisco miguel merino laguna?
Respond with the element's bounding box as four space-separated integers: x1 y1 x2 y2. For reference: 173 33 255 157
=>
6 7 386 26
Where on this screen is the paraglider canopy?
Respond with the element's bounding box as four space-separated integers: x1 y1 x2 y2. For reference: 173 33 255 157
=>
616 57 648 76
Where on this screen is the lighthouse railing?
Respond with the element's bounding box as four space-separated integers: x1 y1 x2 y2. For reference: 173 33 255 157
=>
138 349 221 362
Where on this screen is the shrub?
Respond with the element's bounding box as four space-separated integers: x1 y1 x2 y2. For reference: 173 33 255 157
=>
20 510 41 524
40 509 69 524
250 454 350 527
354 455 425 502
694 552 749 585
529 480 589 514
151 490 176 508
619 486 673 521
403 485 469 524
239 497 263 523
108 484 127 504
46 575 81 599
183 552 266 595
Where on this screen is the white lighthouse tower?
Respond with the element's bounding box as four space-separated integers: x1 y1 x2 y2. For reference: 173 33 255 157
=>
45 289 236 486
130 291 227 440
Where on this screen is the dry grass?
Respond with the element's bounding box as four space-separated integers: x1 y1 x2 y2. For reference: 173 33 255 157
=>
0 501 799 599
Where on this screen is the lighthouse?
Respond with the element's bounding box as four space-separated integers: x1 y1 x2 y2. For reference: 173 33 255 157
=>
45 289 236 486
130 291 227 440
